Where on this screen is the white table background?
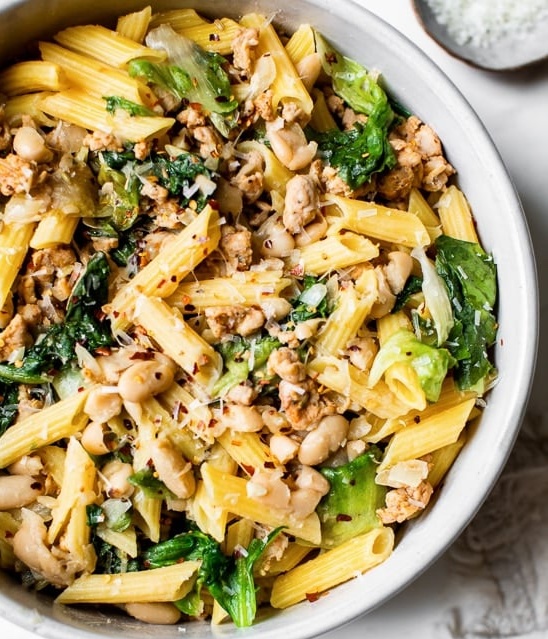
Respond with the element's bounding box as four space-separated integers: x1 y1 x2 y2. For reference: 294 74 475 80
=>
2 1 548 637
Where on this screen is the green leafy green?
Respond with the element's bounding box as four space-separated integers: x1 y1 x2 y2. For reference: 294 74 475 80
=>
212 335 281 398
392 274 423 312
92 536 139 574
143 527 281 627
435 235 498 389
127 468 175 499
317 448 387 548
103 96 156 117
311 116 396 189
150 152 216 211
128 59 192 101
0 252 113 385
97 157 141 232
369 329 455 402
0 382 19 435
289 275 330 324
129 25 237 117
312 31 396 188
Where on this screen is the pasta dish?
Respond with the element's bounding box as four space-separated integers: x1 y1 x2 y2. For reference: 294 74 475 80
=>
0 6 498 628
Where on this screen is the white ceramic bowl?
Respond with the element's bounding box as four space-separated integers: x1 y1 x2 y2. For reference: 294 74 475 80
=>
0 1 538 638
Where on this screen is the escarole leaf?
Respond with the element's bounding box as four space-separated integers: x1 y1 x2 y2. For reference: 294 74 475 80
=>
312 31 396 188
315 31 393 118
368 329 455 402
131 24 237 117
412 245 454 346
318 447 387 549
0 252 113 385
435 234 498 390
143 527 282 627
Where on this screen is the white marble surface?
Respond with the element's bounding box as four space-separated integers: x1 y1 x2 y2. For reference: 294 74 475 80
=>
2 1 548 638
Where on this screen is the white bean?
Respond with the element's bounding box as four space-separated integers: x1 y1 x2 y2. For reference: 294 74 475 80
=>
13 126 53 163
125 602 181 625
118 359 176 403
101 460 134 499
7 454 43 476
84 387 123 423
298 415 350 466
294 214 328 247
81 421 112 456
269 434 299 464
384 251 414 294
150 436 195 499
0 475 44 510
218 404 264 433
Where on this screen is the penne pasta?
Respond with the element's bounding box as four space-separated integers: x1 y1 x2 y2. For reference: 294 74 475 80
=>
116 6 152 43
270 527 394 608
0 60 69 96
239 13 314 116
39 90 175 142
436 185 479 243
201 462 322 545
56 561 201 604
54 25 167 67
39 41 155 104
0 221 36 310
326 194 431 248
108 204 221 330
0 390 90 469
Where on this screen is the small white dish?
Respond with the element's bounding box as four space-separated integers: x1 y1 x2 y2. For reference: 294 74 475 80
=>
413 0 548 70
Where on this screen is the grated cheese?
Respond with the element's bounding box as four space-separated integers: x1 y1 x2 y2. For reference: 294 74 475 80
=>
425 0 548 48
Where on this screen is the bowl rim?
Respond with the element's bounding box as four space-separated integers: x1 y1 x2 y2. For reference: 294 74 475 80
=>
0 0 539 638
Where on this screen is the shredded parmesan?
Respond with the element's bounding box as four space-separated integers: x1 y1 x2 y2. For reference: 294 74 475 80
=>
425 0 548 48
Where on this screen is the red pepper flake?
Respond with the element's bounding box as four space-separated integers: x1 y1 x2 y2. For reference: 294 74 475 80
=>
158 278 167 288
94 346 112 356
192 362 200 375
209 33 221 41
4 531 13 539
30 481 42 490
130 351 155 360
336 513 352 522
242 464 255 476
305 592 321 603
264 461 275 469
414 415 421 424
112 310 120 318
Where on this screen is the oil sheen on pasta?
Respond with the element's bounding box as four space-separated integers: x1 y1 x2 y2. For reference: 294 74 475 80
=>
0 5 497 629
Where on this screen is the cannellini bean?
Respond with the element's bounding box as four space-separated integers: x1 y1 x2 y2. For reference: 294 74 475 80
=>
117 359 176 403
101 460 134 499
84 387 123 423
294 465 330 494
259 297 292 321
81 421 112 456
0 475 44 509
298 414 350 466
269 434 299 464
125 602 182 625
294 214 328 247
260 222 296 258
384 251 414 294
13 509 72 587
150 436 195 499
266 119 318 171
13 126 53 163
296 53 322 92
345 337 378 372
7 454 43 476
261 407 291 434
218 404 263 433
